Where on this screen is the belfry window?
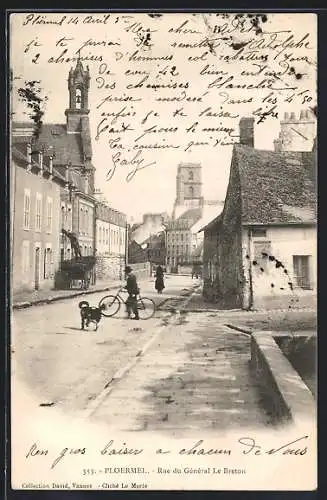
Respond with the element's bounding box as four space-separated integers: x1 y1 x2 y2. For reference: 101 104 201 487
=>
76 88 82 109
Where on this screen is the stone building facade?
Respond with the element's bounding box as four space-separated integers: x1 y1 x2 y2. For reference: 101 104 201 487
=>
173 163 204 219
202 118 317 310
274 110 316 152
167 161 223 273
165 210 202 272
11 142 64 293
13 58 98 262
95 199 127 280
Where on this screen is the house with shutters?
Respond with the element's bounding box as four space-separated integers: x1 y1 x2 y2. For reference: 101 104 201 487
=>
12 58 98 290
201 117 317 310
11 139 65 293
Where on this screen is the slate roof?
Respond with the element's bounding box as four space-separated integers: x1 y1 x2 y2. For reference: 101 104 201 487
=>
132 223 166 245
176 207 203 223
233 144 317 224
12 145 66 183
198 213 223 233
12 146 40 169
12 121 92 167
12 119 96 195
192 204 224 233
166 207 203 230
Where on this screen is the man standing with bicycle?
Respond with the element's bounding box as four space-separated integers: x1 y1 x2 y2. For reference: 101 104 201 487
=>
124 266 139 320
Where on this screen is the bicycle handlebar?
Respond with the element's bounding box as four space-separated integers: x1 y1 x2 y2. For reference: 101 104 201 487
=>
117 287 140 295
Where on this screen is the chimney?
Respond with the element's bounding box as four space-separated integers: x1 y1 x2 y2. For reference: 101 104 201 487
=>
290 112 296 120
239 117 254 147
284 112 289 120
274 138 282 152
26 143 32 171
300 110 306 120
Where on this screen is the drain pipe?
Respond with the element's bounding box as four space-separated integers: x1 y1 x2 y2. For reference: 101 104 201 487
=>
247 227 254 311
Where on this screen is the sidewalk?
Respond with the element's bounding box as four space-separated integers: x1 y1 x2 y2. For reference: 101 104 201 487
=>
181 285 317 313
12 274 196 310
179 287 316 333
13 279 130 310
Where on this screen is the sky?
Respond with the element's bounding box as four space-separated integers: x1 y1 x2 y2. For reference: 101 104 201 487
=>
10 12 317 221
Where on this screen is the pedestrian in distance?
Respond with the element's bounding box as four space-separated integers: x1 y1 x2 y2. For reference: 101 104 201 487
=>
124 266 139 320
155 265 165 294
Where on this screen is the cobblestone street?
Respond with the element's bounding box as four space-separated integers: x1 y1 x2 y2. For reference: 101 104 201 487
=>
89 312 272 433
12 276 316 434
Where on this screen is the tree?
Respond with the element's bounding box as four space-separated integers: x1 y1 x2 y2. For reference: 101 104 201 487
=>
17 80 48 140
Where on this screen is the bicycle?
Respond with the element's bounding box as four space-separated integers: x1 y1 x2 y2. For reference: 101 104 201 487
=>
98 287 156 320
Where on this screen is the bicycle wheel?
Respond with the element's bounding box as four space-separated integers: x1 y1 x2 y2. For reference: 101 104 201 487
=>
137 297 156 320
98 295 121 317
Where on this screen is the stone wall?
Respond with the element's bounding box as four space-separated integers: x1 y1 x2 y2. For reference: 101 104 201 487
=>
96 254 125 281
242 225 317 310
251 332 316 424
202 152 244 308
129 262 151 280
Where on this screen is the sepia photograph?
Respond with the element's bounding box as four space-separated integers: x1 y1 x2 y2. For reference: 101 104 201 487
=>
9 10 317 491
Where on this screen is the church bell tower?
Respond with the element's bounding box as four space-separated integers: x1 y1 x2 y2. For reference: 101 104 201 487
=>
65 56 95 193
173 163 204 219
65 56 91 133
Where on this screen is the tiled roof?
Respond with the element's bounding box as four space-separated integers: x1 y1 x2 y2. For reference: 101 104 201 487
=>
233 144 317 224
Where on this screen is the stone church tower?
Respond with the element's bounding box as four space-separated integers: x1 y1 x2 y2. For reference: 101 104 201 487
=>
274 109 316 152
173 163 204 219
65 57 95 191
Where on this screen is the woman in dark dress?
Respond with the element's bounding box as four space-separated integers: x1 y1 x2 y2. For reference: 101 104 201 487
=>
155 265 165 294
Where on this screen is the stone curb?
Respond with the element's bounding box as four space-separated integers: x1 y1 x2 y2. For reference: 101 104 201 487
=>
12 284 120 310
13 278 161 310
182 306 316 313
250 331 316 425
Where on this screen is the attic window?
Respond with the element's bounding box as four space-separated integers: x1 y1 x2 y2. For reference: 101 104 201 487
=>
51 130 60 136
251 228 267 238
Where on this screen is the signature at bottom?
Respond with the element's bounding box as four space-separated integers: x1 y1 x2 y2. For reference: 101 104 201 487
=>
238 435 309 456
106 151 156 182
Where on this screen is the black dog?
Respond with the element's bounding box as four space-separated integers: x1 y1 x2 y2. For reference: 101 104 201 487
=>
79 300 104 331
